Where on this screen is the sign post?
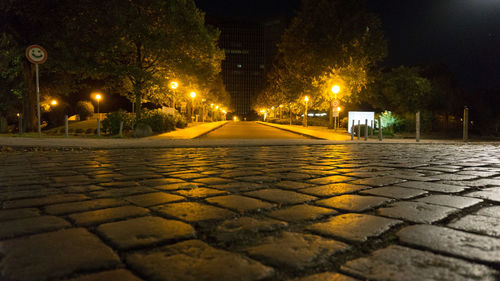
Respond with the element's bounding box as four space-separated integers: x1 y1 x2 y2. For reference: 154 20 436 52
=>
26 45 47 137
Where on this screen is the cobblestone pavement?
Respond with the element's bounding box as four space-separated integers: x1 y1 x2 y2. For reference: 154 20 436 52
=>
1 144 500 281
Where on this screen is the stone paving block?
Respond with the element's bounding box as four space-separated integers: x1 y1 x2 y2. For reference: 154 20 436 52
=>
171 172 207 180
415 195 483 209
349 176 406 187
61 185 104 193
0 228 121 281
215 182 266 192
98 181 139 188
126 239 274 281
235 175 280 183
308 175 356 185
274 180 316 190
2 194 89 209
69 205 150 226
289 272 359 281
245 189 318 204
154 182 200 191
307 213 401 242
219 170 263 178
174 187 227 198
245 231 350 269
153 202 236 222
214 217 288 243
466 187 500 203
90 186 157 198
300 183 368 197
476 206 500 218
432 173 479 181
397 224 500 264
396 181 467 193
194 177 236 185
0 208 39 221
0 188 62 201
141 177 186 186
97 216 195 250
360 186 427 199
280 172 313 181
206 195 275 213
65 269 144 281
316 195 392 212
44 198 127 215
52 174 92 184
448 214 500 237
0 215 70 239
377 201 458 223
124 192 184 207
268 205 337 222
341 245 498 281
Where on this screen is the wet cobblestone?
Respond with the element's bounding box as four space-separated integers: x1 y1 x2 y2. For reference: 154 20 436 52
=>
1 144 500 280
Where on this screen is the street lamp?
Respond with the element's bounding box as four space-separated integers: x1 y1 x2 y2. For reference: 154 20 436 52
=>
51 100 57 106
170 81 178 108
95 94 102 116
330 85 340 129
304 96 309 127
190 91 196 122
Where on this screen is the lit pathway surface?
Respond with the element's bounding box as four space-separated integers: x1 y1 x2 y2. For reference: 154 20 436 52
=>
1 144 500 280
200 121 311 139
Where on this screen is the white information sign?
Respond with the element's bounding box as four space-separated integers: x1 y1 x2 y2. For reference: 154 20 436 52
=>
348 111 375 133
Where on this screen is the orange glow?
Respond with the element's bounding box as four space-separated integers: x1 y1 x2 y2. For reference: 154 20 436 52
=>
170 81 179 89
51 100 57 106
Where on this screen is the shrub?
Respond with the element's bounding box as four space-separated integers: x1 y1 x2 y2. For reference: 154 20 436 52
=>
175 115 188 129
138 109 183 133
76 101 94 121
102 110 134 135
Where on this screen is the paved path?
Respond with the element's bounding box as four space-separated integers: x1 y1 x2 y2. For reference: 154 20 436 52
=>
200 121 310 139
1 144 500 280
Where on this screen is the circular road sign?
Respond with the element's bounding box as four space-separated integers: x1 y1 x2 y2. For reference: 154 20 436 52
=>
26 45 47 64
332 100 339 107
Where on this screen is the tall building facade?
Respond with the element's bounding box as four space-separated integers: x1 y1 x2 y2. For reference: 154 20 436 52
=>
208 17 289 118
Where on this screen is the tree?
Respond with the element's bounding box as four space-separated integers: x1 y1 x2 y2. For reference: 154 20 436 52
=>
367 66 432 114
277 0 387 103
93 0 224 119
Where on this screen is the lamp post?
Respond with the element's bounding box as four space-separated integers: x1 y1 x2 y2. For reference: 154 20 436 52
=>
95 94 102 116
190 91 196 122
170 81 178 108
330 85 340 129
304 96 309 127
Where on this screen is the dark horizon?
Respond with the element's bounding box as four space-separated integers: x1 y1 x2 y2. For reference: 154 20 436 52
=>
196 0 500 91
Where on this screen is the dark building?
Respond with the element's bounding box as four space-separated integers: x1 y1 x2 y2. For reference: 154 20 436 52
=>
207 16 289 118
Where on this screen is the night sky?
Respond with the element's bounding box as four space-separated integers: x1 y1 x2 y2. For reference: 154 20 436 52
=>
195 0 500 91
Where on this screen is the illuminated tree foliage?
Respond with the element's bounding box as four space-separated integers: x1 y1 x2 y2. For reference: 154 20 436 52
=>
0 0 224 129
256 0 386 112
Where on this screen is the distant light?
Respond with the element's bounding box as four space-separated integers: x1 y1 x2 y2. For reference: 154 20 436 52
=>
332 85 340 94
216 105 219 109
170 81 178 89
233 116 238 122
95 94 102 101
304 96 309 102
17 113 20 117
337 107 342 112
190 92 196 98
51 100 57 106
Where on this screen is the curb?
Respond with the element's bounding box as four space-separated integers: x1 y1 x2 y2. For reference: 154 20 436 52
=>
193 121 229 139
256 121 327 140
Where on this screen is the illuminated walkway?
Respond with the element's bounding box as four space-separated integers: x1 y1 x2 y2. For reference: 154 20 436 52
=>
1 144 500 280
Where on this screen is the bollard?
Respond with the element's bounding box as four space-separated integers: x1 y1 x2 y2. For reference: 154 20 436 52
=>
364 119 368 141
357 120 361 140
416 111 420 142
371 120 374 136
18 115 22 135
351 120 355 140
378 116 383 141
65 115 69 137
119 121 123 137
97 118 101 136
463 107 469 142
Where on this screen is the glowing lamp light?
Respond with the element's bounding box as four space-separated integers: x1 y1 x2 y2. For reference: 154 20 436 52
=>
304 96 309 102
170 81 178 89
337 107 342 112
332 85 340 94
190 92 196 98
51 100 57 106
95 94 102 101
